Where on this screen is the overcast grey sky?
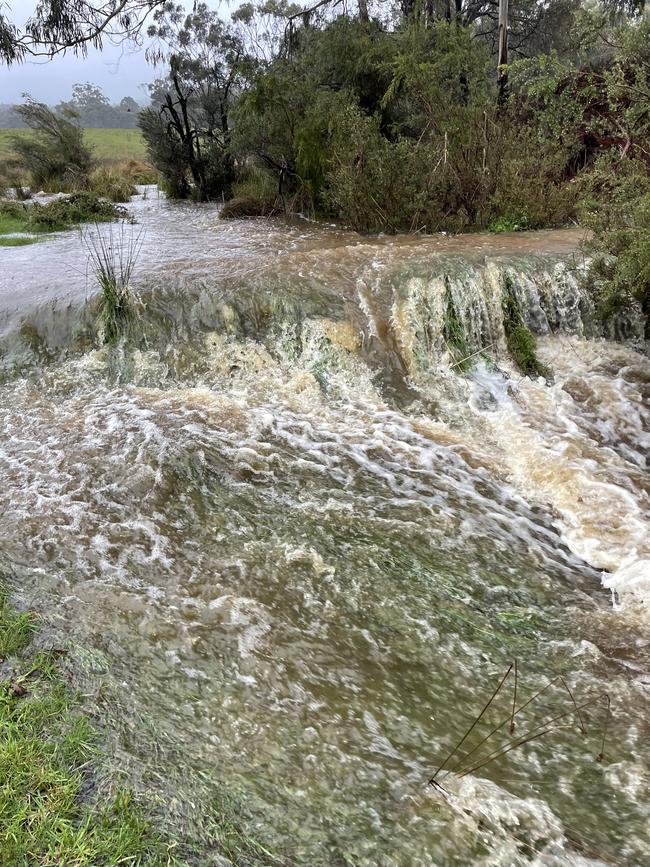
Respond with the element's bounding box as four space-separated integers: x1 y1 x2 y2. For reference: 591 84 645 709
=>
0 0 230 104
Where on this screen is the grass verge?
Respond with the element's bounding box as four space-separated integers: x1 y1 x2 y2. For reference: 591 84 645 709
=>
0 235 41 247
0 586 178 866
0 195 128 242
0 586 288 865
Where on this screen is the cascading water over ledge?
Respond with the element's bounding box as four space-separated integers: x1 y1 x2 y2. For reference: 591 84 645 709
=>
1 195 649 865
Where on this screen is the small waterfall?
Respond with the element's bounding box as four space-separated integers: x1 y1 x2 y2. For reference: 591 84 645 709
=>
2 213 650 864
1 249 616 384
390 257 596 380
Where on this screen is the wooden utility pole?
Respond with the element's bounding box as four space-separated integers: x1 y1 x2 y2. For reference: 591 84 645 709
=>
497 0 509 105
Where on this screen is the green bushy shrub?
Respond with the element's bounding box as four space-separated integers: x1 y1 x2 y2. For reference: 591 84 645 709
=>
29 193 128 231
12 99 92 191
1 194 128 234
580 156 650 334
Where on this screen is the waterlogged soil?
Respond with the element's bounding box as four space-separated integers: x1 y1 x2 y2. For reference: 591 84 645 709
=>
0 191 648 866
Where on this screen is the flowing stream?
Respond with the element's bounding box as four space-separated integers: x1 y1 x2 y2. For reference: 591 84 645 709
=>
1 190 648 866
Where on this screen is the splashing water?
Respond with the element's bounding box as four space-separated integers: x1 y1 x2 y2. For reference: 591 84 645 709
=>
1 191 648 865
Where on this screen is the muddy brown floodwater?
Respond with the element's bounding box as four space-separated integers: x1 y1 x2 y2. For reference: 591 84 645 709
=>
1 189 648 865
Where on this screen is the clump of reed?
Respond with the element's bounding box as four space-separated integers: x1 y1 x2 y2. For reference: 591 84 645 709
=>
85 223 144 345
117 159 159 185
88 160 158 202
87 166 137 203
428 660 612 795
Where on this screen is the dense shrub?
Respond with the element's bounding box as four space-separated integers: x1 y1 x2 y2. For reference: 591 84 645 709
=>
31 193 128 231
0 194 128 233
143 0 650 341
139 106 190 199
324 105 431 233
230 17 590 233
580 157 650 335
12 99 92 191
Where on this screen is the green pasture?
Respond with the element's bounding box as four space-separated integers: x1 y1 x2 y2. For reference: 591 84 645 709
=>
0 128 148 165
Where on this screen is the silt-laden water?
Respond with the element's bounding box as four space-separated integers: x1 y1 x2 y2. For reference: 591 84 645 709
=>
0 191 648 865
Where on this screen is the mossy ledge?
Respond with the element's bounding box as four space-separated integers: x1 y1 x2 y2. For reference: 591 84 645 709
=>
502 274 549 378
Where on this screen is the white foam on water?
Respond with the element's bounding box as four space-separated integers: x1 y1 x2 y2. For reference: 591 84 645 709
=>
1 222 648 863
435 775 612 866
466 336 650 615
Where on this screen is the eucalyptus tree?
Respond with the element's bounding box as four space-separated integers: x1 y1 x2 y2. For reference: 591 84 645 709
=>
0 0 164 63
140 2 253 200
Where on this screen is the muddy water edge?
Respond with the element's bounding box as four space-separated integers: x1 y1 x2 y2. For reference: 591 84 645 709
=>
0 190 648 866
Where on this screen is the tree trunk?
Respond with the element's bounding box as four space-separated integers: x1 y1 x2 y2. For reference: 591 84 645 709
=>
497 0 509 105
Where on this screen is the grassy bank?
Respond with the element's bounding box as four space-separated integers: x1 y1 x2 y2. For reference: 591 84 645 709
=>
0 196 128 246
0 128 148 165
0 587 178 866
1 584 289 865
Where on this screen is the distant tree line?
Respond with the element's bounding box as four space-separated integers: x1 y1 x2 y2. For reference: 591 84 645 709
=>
0 83 147 128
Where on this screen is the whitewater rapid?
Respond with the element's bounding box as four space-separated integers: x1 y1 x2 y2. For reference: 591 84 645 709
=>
1 191 648 865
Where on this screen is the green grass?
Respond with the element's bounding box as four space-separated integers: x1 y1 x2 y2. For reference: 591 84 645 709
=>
0 212 26 234
0 587 178 866
0 235 41 246
0 586 287 865
0 209 42 246
0 196 127 239
0 592 36 656
0 128 148 165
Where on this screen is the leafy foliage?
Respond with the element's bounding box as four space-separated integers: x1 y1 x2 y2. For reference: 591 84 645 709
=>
231 14 585 230
11 99 93 190
140 0 650 287
0 0 160 63
580 157 650 335
0 195 127 234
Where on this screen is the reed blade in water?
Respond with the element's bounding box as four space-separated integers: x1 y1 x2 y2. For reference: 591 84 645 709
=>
429 663 612 785
85 222 144 345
